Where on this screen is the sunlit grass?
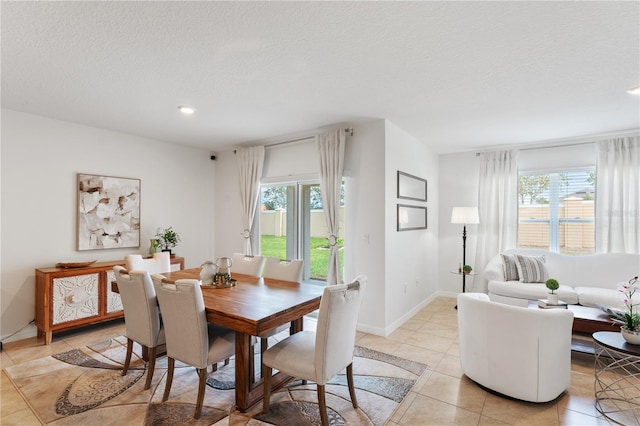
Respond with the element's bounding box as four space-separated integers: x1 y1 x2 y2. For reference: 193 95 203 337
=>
260 235 344 280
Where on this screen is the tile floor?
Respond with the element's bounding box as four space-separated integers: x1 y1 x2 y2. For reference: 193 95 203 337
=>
1 296 612 425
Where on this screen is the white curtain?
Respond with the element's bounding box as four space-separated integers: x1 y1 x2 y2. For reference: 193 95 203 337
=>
473 150 519 292
316 129 346 286
595 136 640 254
236 146 265 255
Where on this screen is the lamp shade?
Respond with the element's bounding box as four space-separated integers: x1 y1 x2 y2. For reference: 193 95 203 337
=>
451 207 479 224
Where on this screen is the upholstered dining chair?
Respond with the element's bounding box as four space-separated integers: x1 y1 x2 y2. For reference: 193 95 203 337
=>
151 275 236 419
231 253 265 277
262 257 304 282
262 275 367 426
125 252 171 275
113 266 165 390
257 257 305 373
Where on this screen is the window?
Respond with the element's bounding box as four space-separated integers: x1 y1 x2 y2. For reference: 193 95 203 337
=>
259 182 344 282
517 168 595 255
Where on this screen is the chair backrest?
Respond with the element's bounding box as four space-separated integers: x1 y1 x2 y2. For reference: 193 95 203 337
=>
231 253 265 277
314 275 367 384
126 252 171 275
113 266 163 347
151 275 209 369
457 292 574 402
262 257 304 282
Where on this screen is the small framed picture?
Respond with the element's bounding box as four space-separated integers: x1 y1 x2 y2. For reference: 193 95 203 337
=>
397 204 428 231
77 173 141 250
397 171 427 202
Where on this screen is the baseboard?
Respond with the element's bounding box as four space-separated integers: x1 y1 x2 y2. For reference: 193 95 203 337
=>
357 291 458 337
1 324 38 344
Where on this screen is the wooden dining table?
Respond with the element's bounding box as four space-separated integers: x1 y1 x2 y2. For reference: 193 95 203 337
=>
152 268 324 411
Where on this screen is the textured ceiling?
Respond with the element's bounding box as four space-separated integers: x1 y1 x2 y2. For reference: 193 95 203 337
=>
2 1 639 154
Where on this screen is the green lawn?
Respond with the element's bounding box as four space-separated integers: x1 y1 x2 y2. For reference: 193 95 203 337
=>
260 235 344 281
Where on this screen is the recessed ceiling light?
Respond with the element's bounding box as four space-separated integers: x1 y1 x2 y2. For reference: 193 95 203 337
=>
627 86 640 95
177 105 195 114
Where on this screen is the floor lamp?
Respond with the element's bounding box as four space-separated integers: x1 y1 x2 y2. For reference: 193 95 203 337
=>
451 207 480 295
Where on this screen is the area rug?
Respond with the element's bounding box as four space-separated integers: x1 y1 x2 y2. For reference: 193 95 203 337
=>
4 335 427 425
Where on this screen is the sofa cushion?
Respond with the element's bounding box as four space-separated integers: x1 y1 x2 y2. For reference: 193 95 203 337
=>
575 287 622 309
514 254 549 283
488 281 579 305
501 254 520 281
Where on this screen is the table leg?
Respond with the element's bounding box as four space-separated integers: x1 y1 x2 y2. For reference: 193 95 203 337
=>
235 332 253 411
235 319 307 412
290 317 304 334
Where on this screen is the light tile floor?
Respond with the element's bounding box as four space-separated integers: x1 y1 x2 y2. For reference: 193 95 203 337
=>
1 296 612 425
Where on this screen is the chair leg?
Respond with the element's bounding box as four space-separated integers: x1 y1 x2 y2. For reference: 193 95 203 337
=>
122 338 133 376
262 365 273 414
163 357 174 402
347 363 358 408
144 346 157 390
259 337 269 379
194 367 207 419
317 383 329 426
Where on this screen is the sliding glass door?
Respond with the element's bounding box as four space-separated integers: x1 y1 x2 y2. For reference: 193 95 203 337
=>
259 182 344 282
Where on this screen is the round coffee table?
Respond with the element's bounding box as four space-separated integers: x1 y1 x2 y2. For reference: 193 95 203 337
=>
593 331 640 424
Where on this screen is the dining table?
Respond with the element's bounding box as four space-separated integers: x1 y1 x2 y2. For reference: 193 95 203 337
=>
143 268 324 412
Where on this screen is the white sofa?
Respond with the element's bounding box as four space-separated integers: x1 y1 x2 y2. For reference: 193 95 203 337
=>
457 293 574 402
484 248 640 308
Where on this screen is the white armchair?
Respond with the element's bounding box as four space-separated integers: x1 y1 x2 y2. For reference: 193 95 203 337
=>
457 293 574 403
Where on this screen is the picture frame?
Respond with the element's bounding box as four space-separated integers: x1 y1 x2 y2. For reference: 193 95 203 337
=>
397 171 427 201
397 204 428 231
77 173 141 250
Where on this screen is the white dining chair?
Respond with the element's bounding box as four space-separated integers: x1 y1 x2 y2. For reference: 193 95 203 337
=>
231 253 265 277
262 275 367 426
262 257 304 282
258 257 305 372
125 252 171 275
113 266 165 390
151 275 236 419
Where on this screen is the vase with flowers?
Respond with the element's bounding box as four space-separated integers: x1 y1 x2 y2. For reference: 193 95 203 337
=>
610 276 640 344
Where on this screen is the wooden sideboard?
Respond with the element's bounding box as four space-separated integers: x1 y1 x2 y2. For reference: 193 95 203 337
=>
35 256 184 344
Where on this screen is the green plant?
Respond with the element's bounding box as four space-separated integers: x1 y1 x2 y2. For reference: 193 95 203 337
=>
610 276 640 331
463 265 472 273
545 278 559 294
156 227 181 251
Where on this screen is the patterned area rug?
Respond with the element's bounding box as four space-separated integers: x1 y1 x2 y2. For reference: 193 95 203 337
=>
5 336 427 425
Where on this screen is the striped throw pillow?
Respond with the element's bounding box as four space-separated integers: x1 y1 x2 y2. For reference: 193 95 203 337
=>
514 254 549 283
500 254 520 281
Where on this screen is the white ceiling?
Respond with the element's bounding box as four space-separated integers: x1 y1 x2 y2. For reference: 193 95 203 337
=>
2 1 639 154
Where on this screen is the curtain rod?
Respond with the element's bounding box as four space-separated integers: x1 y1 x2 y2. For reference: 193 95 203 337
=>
475 140 594 156
234 127 353 153
475 130 639 156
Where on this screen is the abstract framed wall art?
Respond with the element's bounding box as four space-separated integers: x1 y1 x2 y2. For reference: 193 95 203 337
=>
77 173 141 250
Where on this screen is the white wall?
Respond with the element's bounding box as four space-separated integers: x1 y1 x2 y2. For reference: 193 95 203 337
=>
438 152 481 295
1 110 216 342
343 120 386 333
384 121 440 334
